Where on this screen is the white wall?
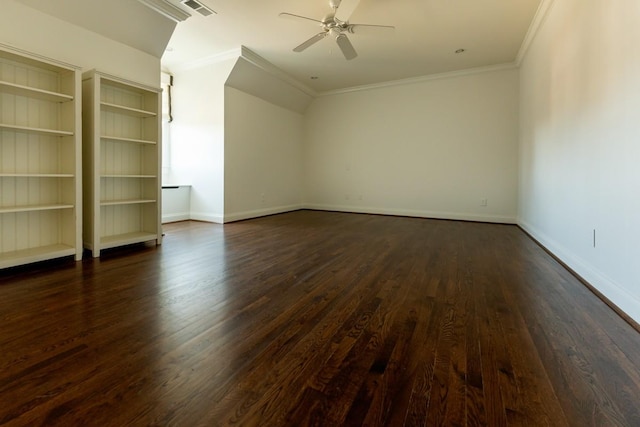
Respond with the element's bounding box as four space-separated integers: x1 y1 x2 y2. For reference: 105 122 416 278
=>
303 68 520 223
0 0 160 86
519 0 640 322
168 58 237 223
223 87 304 221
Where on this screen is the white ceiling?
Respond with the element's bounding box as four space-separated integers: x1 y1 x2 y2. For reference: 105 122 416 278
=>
15 0 542 93
162 0 542 92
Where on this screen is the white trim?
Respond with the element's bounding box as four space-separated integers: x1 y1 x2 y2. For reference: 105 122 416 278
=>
240 46 318 98
223 204 304 223
136 0 191 22
162 212 190 223
519 220 640 324
172 48 242 72
190 211 224 224
318 63 518 96
515 0 556 66
304 204 516 224
168 48 523 98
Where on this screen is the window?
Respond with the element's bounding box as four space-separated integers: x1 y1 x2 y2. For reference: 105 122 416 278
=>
161 71 173 179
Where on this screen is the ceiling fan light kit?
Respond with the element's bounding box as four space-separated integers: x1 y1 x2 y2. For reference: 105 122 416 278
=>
280 0 395 61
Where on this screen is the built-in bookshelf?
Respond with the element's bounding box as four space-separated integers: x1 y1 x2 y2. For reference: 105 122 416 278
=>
82 70 162 257
0 44 82 269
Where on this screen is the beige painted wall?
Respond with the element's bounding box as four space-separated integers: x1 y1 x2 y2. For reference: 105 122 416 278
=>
303 67 520 223
0 0 160 86
519 0 640 322
224 87 304 221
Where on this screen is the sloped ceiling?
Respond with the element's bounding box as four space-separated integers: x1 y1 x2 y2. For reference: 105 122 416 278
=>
226 54 315 113
16 0 176 58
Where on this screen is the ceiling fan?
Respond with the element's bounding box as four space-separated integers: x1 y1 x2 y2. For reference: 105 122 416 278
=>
279 0 395 60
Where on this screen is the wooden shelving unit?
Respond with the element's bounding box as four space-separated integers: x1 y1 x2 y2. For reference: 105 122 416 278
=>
82 70 162 257
0 44 82 269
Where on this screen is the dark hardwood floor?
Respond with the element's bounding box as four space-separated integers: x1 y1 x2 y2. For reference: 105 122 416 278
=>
1 210 640 426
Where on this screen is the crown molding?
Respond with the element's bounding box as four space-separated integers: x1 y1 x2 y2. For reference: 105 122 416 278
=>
515 0 556 66
136 0 191 22
171 48 242 72
318 63 518 97
240 46 318 98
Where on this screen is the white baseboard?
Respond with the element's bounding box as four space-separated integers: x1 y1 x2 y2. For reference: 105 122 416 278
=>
189 211 224 224
303 203 517 224
519 220 640 324
223 204 303 223
164 204 516 224
162 212 191 223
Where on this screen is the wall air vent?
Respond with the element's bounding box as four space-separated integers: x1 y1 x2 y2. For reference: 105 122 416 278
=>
182 0 216 16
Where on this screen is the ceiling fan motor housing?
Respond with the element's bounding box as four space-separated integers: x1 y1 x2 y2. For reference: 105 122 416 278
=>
323 18 349 33
280 0 394 60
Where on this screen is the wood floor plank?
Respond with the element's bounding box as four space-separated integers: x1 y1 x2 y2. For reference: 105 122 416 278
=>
1 211 640 426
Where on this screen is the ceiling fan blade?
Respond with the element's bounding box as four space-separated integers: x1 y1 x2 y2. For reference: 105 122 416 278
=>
332 0 361 22
293 32 328 52
279 12 324 25
348 24 395 35
335 33 357 60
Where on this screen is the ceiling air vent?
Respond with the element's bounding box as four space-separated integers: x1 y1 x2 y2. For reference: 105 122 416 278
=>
182 0 216 16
